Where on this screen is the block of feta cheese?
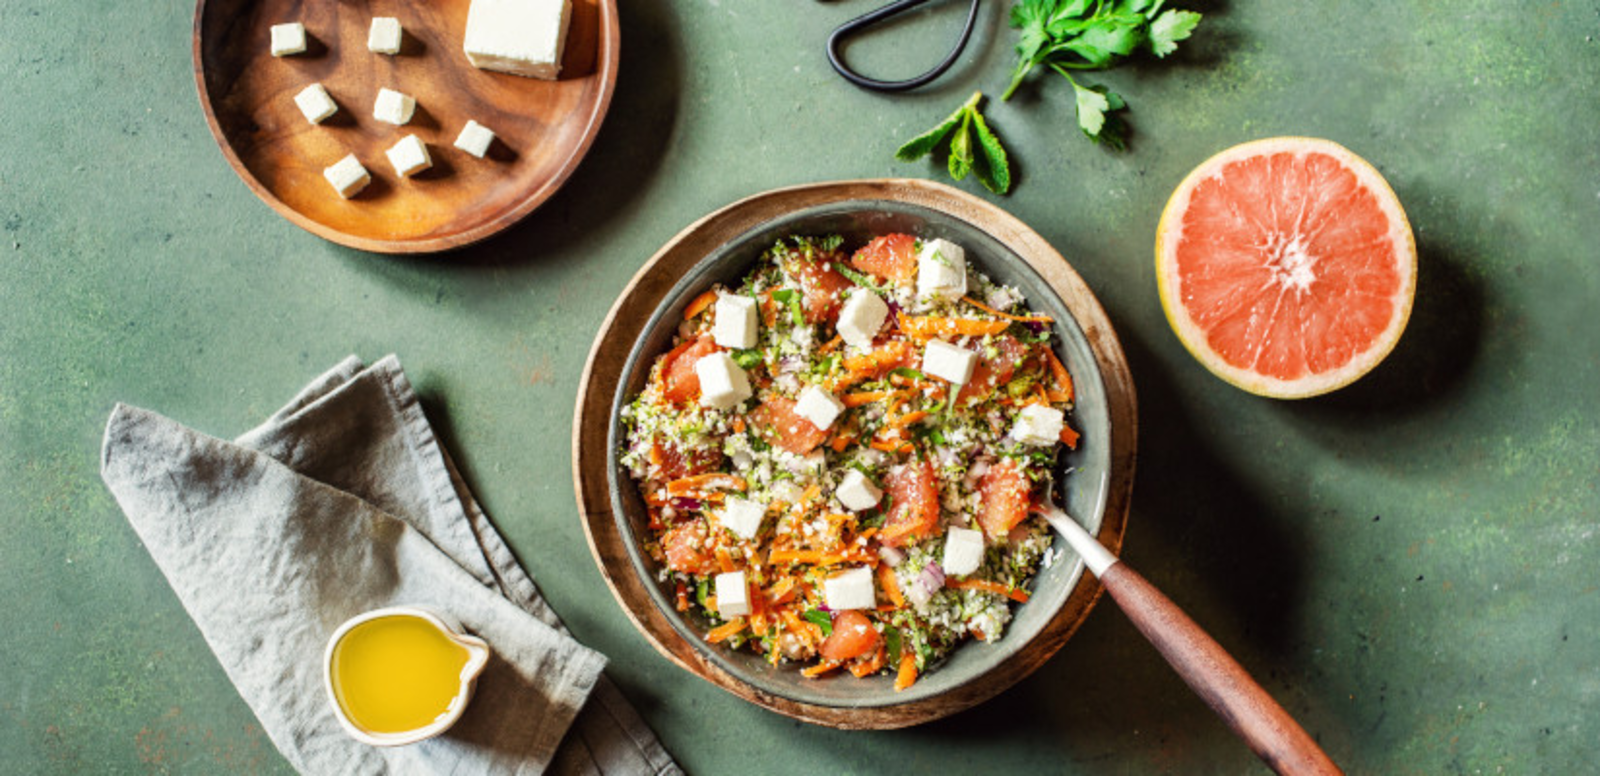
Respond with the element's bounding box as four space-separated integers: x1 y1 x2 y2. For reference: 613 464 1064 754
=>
323 155 370 199
794 385 845 431
694 352 752 410
922 340 977 385
916 238 967 301
942 526 985 577
822 566 876 611
293 83 337 124
1010 404 1065 447
367 17 403 54
373 88 416 126
836 288 888 350
712 293 758 350
453 120 497 158
270 23 306 57
716 496 766 541
715 571 750 618
385 135 432 178
835 469 882 512
463 0 572 80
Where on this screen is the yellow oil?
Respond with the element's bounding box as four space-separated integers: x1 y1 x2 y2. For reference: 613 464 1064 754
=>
330 614 471 735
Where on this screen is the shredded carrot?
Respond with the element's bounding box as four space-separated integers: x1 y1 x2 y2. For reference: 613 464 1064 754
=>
715 546 737 574
767 548 871 567
962 295 1053 323
830 434 854 453
869 438 913 454
759 290 779 327
947 578 1031 603
1043 347 1074 402
802 660 843 679
897 312 1010 340
850 641 887 678
878 564 905 608
1060 425 1080 449
842 390 901 407
731 417 746 434
675 581 689 612
666 473 747 495
799 484 821 504
706 618 746 643
769 576 799 604
893 652 918 691
970 626 986 641
818 335 842 353
684 289 719 321
889 410 928 430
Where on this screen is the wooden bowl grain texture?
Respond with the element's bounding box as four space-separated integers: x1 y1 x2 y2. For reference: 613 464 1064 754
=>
572 179 1138 729
194 0 618 253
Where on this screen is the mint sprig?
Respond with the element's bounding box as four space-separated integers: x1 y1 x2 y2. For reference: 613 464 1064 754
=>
895 91 1012 196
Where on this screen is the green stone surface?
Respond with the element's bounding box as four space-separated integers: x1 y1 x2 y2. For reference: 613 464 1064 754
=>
3 0 1597 773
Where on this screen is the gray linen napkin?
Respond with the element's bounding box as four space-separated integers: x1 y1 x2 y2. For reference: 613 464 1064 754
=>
100 355 681 776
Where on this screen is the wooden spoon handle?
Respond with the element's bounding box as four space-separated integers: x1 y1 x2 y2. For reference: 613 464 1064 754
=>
1099 563 1343 776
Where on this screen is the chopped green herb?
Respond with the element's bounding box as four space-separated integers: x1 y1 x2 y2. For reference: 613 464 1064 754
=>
732 349 763 369
837 264 889 293
770 288 806 327
803 609 833 636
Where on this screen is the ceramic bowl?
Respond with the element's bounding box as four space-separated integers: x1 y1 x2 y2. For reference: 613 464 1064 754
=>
576 179 1136 728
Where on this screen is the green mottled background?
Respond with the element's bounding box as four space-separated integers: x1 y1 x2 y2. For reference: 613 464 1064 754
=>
2 0 1596 773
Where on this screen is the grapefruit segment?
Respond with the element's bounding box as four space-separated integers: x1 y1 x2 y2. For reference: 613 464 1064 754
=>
1155 137 1416 398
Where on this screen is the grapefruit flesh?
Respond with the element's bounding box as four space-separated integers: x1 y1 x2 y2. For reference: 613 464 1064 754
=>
1156 137 1416 398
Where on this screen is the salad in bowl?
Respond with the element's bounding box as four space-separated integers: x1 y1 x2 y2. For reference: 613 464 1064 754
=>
618 231 1080 691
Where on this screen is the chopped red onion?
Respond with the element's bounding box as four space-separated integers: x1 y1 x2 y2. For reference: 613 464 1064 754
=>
670 497 703 511
907 563 945 607
878 545 906 567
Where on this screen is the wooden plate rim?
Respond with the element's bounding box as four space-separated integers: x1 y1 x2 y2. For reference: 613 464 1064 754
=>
190 0 620 254
571 178 1138 729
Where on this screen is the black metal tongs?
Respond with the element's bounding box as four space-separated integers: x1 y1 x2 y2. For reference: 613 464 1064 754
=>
825 0 982 92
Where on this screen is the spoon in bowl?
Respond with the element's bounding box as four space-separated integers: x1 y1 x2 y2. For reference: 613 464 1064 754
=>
1033 488 1343 775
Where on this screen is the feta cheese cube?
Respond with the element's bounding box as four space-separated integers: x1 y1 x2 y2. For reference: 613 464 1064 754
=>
916 238 968 301
368 17 403 54
836 469 882 512
942 526 985 576
922 340 977 384
463 0 572 80
716 496 766 541
694 352 752 410
712 293 759 350
836 288 888 349
794 385 844 431
385 135 432 178
1010 404 1065 447
822 566 876 611
715 571 750 618
453 120 497 158
323 155 370 199
270 23 306 57
293 83 337 125
373 88 416 126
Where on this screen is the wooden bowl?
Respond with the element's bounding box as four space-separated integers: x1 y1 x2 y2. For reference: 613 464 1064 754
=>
572 179 1138 729
193 0 618 253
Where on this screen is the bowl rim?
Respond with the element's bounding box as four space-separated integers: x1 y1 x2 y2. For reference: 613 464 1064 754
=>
571 179 1138 729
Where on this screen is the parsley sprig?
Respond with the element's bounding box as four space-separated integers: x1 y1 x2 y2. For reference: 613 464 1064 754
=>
895 91 1011 195
1002 0 1201 147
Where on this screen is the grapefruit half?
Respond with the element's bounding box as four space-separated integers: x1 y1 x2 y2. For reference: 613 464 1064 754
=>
1156 137 1417 398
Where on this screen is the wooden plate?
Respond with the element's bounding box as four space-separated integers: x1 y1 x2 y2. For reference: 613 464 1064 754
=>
193 0 618 253
572 179 1138 728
